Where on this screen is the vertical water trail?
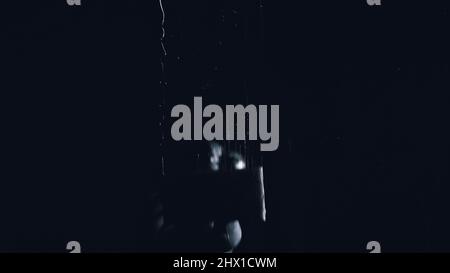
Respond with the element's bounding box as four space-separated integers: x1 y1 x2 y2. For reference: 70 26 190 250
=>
159 0 167 176
258 0 265 167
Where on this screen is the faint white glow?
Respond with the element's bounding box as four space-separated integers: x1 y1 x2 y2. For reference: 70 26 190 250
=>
210 143 223 171
235 160 246 170
229 152 246 170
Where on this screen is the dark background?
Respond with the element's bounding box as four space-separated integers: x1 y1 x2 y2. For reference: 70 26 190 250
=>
1 0 449 252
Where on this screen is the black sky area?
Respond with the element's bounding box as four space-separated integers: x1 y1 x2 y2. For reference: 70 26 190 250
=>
1 0 449 252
